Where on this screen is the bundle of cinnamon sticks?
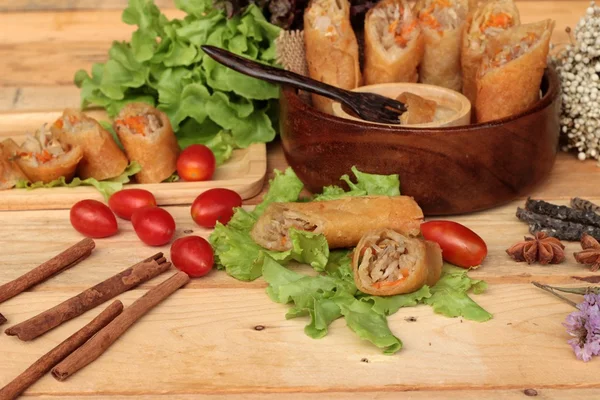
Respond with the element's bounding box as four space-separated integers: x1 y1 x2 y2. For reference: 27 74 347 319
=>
0 238 190 400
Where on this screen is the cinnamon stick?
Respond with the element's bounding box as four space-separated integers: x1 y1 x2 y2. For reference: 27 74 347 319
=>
5 253 168 342
0 238 95 304
0 301 123 400
52 271 190 381
0 313 6 326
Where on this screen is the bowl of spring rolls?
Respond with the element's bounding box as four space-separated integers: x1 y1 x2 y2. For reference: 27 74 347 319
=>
279 0 561 215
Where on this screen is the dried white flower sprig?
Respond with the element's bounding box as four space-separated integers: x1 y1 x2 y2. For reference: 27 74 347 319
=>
551 2 600 163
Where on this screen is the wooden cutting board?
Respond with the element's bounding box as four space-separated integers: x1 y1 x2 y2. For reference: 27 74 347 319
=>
0 110 267 210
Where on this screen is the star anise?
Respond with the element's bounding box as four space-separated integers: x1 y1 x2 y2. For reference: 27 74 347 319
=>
574 234 600 272
506 232 566 265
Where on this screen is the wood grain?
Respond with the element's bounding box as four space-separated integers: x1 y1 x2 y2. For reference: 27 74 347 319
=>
0 284 595 397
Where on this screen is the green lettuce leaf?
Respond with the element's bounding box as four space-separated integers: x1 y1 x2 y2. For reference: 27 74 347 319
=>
251 167 304 216
314 166 401 201
423 265 492 322
361 286 432 316
15 162 141 201
76 0 281 151
337 296 403 355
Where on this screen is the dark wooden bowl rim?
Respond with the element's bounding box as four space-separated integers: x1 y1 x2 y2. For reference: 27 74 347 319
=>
282 67 559 134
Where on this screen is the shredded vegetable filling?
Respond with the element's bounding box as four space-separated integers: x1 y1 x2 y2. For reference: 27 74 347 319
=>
115 114 163 137
359 231 417 288
418 0 465 32
481 31 539 74
372 3 418 51
308 0 345 41
263 210 319 250
17 125 66 166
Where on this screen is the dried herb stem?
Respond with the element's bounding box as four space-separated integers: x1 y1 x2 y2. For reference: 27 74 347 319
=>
531 281 579 308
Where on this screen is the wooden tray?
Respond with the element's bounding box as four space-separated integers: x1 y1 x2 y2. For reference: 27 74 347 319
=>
0 110 267 210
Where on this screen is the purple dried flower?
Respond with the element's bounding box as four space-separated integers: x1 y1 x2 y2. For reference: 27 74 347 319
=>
563 293 600 362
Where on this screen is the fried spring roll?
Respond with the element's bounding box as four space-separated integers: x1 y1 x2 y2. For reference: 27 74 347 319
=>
251 196 424 251
461 0 520 107
50 109 128 181
476 19 554 122
9 127 83 184
364 0 424 84
353 229 443 296
114 103 179 184
416 0 469 91
304 0 362 114
397 92 438 124
0 140 28 190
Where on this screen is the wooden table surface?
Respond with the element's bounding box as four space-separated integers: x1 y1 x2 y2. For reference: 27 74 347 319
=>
2 1 600 399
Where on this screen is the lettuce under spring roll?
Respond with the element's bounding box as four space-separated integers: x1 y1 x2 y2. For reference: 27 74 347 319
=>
51 109 128 181
475 19 554 122
114 103 180 184
0 140 28 190
352 229 443 296
461 0 520 107
8 126 83 184
416 0 469 91
304 0 362 114
251 196 424 251
364 0 424 84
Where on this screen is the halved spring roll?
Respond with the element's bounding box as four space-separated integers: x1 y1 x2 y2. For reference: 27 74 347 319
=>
304 0 362 114
416 0 469 91
461 0 520 107
251 196 424 251
114 103 180 184
475 19 554 122
0 140 28 190
363 0 424 84
352 229 443 296
50 109 128 181
9 126 83 184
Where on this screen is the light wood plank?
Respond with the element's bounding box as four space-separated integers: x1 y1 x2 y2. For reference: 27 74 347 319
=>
0 284 595 396
0 199 598 293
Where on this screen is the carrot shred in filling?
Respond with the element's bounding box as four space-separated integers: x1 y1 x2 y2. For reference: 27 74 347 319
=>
115 116 147 136
371 268 410 288
419 0 450 31
390 19 418 47
35 149 53 163
479 12 513 32
483 31 539 72
54 119 64 129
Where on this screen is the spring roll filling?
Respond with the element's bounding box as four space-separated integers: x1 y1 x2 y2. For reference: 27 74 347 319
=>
358 231 418 288
372 4 418 52
306 0 346 41
468 11 516 51
115 113 163 138
53 114 96 133
480 31 539 75
16 126 68 167
419 0 466 31
262 210 321 250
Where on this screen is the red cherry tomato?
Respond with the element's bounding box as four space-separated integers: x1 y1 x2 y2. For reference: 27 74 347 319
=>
421 221 488 268
177 144 216 182
170 236 214 277
70 199 118 238
131 206 176 246
108 189 157 220
191 188 242 228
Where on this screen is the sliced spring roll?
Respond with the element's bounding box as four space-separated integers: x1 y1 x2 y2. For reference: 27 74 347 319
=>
0 140 28 190
304 0 362 114
353 229 443 296
9 126 83 184
114 103 180 184
363 0 424 84
50 109 128 181
416 0 469 91
251 196 424 251
461 0 520 107
476 19 554 122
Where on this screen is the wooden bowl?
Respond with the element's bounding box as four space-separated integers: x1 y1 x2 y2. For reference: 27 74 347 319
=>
279 67 561 216
331 83 472 128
